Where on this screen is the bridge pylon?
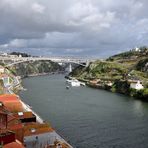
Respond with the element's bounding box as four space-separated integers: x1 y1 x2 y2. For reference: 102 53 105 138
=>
69 63 72 73
86 60 90 67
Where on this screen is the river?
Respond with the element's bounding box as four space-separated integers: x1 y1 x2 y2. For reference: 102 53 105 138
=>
19 74 148 148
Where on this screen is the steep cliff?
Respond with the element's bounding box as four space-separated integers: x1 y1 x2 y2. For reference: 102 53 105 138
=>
8 60 64 77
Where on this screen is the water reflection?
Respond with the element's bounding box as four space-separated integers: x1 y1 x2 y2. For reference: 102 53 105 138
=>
133 100 146 117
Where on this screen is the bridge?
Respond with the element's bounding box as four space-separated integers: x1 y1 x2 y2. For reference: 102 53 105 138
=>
0 56 95 72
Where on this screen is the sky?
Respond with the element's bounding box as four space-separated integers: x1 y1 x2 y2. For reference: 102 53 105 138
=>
0 0 148 58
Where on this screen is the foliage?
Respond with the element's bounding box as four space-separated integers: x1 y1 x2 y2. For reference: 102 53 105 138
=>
8 60 63 77
136 58 148 72
10 52 31 57
70 46 148 101
71 61 127 80
130 88 148 101
112 80 130 94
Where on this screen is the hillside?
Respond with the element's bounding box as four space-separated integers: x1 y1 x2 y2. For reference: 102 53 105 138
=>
71 60 127 80
107 46 148 61
0 60 64 94
7 60 64 77
70 47 148 100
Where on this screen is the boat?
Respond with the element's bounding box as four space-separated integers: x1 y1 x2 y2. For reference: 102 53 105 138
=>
23 88 27 91
71 80 81 87
66 85 70 89
80 82 86 86
66 79 81 87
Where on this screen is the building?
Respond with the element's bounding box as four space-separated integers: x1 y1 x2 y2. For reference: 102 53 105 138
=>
89 79 100 85
0 129 24 148
3 140 25 148
0 103 24 148
135 47 140 52
0 66 5 74
0 94 24 112
106 81 113 87
14 111 36 123
0 74 13 87
0 52 8 56
130 80 144 90
19 54 22 58
0 130 15 145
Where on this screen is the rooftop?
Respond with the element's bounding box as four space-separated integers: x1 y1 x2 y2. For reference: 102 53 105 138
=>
0 94 24 112
24 122 54 136
4 140 24 148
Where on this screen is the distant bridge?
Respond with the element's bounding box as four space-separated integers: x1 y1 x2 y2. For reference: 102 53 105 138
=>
1 56 94 67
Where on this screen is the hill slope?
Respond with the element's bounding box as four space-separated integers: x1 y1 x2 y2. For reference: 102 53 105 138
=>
8 60 64 77
70 47 148 100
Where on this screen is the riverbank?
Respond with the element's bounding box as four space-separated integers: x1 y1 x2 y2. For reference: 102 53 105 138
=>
66 75 148 101
87 79 148 101
0 67 73 148
69 47 148 101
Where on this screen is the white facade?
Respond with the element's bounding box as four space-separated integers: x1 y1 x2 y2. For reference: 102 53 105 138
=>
130 81 144 90
2 77 11 87
107 82 113 86
19 54 22 58
0 66 4 73
0 52 8 56
135 47 140 51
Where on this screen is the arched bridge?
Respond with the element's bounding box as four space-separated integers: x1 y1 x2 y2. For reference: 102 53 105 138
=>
3 57 93 67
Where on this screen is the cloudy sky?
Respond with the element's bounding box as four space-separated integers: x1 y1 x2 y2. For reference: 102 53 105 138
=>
0 0 148 58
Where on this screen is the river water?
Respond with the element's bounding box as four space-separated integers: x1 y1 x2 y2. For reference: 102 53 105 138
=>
19 74 148 148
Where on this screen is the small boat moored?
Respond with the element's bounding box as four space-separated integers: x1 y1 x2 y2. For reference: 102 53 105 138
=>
66 85 70 89
66 78 85 87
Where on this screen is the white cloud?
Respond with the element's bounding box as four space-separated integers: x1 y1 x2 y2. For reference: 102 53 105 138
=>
0 39 27 48
32 3 45 14
9 39 27 48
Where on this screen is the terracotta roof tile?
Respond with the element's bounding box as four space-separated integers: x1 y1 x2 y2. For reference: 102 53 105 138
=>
4 141 24 148
0 94 24 112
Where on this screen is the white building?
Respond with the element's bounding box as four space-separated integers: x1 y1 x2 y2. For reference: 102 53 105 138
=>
107 81 113 86
0 66 5 73
130 81 144 90
2 76 12 87
0 52 8 56
19 54 22 58
134 47 141 52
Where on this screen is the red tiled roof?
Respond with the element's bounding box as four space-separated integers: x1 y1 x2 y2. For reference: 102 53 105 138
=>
0 94 24 112
4 141 24 148
9 123 23 130
0 94 19 102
